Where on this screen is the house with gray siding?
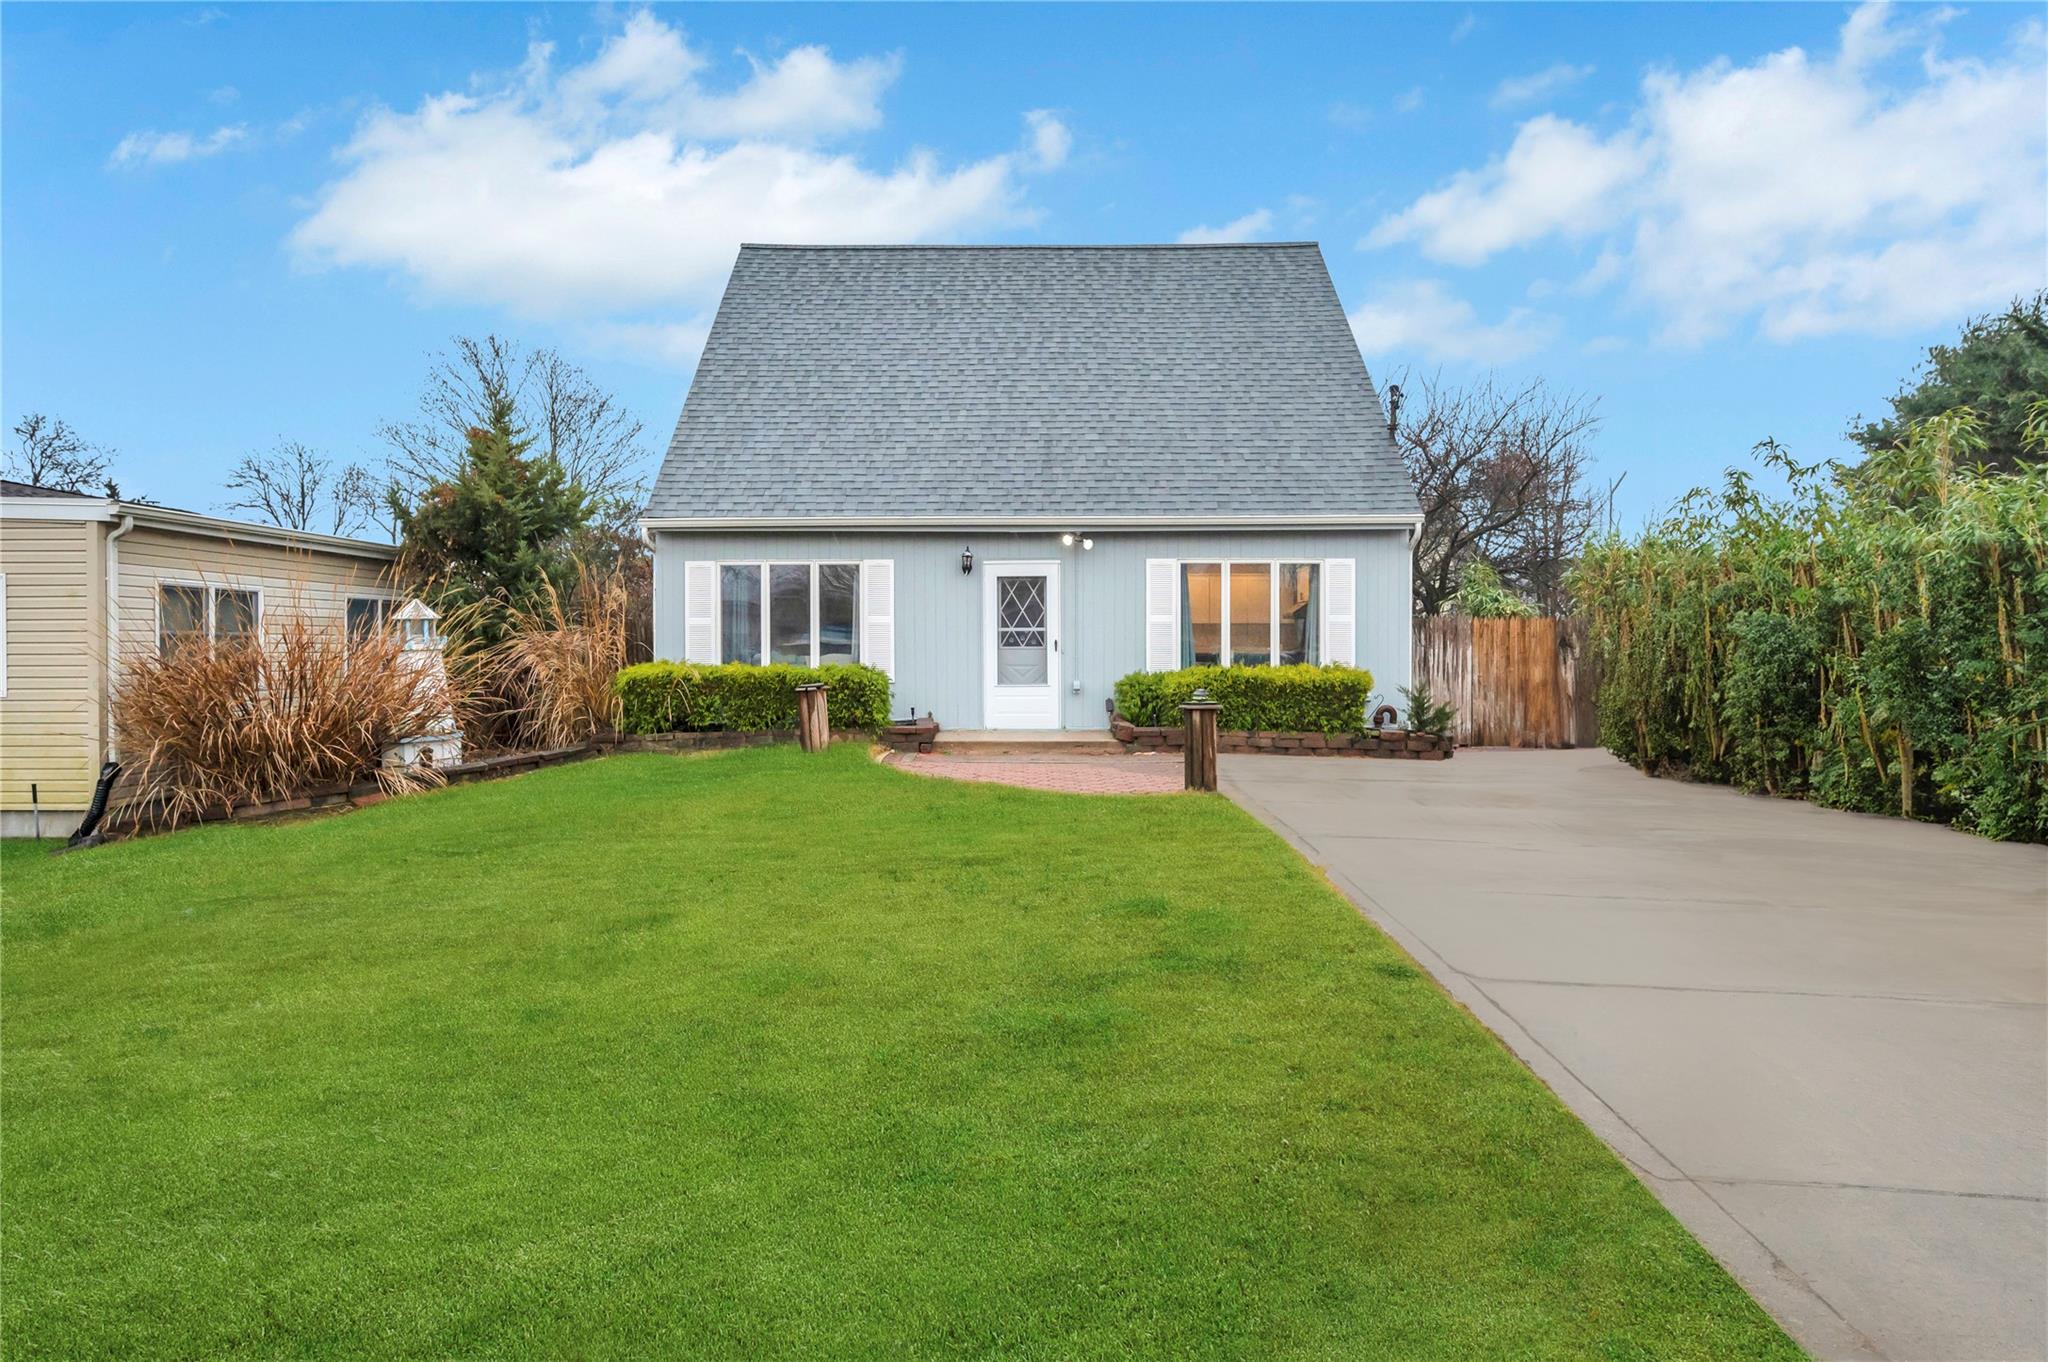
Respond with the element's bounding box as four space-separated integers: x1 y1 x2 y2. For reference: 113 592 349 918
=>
644 242 1418 731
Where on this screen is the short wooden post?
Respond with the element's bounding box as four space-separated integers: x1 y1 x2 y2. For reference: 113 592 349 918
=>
1180 689 1222 792
794 683 830 753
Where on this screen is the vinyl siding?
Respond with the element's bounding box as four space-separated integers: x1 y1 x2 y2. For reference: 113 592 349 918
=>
0 518 104 810
653 528 1413 730
112 526 394 667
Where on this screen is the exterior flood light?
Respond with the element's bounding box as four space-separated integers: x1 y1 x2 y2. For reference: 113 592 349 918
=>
1081 536 1094 550
1061 532 1075 546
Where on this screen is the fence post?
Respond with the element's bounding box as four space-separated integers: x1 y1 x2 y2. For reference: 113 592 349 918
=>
1179 689 1222 792
794 683 830 753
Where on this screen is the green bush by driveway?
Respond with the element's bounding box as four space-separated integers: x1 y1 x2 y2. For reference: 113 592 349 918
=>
1 747 1797 1359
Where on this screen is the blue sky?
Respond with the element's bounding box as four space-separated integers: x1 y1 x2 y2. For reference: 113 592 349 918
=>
4 2 2043 526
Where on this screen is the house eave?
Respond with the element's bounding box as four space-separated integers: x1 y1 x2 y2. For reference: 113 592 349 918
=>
0 496 399 559
640 513 1424 534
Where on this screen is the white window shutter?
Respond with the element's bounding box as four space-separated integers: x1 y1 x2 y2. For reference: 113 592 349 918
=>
1324 558 1356 667
1144 559 1179 671
683 561 718 663
861 559 895 677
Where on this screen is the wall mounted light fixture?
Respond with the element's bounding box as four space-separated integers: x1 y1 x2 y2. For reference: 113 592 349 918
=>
960 547 974 575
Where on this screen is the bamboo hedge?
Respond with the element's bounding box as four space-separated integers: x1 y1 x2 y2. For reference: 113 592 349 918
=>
1571 407 2048 842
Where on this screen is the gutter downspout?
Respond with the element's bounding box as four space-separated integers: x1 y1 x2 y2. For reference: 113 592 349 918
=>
103 512 134 760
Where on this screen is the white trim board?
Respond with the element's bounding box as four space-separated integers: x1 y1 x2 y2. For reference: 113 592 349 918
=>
644 513 1422 533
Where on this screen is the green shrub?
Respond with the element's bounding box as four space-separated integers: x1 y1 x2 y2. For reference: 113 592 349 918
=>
1398 682 1456 737
1720 611 1819 796
1454 560 1537 618
614 662 892 734
1112 664 1374 734
1572 407 2048 841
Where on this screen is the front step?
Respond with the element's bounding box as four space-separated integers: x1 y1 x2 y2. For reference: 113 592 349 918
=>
929 729 1125 757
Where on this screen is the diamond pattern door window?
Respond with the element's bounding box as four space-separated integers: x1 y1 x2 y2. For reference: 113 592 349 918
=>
996 575 1048 685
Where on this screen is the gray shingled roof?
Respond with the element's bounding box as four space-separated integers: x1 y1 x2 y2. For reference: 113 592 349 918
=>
0 478 99 500
645 243 1417 523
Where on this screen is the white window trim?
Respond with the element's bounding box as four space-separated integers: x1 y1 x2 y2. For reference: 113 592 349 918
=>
714 561 862 668
346 594 397 637
1177 559 1326 668
156 581 265 655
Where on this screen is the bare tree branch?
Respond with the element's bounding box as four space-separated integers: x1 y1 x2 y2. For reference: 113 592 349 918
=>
376 335 651 531
223 441 377 538
7 413 113 492
1393 372 1609 615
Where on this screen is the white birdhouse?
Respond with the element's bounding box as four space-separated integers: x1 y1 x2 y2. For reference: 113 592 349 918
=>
382 598 464 769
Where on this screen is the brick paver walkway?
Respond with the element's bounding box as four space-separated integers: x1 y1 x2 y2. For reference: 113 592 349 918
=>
884 752 1182 795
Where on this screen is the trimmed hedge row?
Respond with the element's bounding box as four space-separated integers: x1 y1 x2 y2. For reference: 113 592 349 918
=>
614 662 892 735
1112 664 1376 734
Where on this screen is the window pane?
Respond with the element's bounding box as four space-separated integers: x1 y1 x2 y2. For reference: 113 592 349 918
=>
769 564 812 665
995 574 1049 685
347 597 389 642
818 564 860 665
720 565 762 664
1180 563 1221 667
215 589 258 642
1228 563 1272 666
159 584 205 658
1278 563 1320 665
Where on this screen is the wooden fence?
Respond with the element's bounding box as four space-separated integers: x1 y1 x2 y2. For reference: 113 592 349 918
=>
1413 616 1600 749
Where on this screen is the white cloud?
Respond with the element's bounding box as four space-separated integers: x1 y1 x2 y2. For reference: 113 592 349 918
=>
1177 208 1273 244
1366 115 1644 264
547 12 900 140
582 318 715 368
1023 109 1071 170
1365 2 2047 343
109 124 248 168
1451 13 1478 44
1347 280 1556 364
1327 100 1372 131
290 12 1065 333
1394 87 1426 113
1490 62 1595 108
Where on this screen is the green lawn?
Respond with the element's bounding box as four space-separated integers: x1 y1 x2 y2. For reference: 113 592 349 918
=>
1 745 1799 1360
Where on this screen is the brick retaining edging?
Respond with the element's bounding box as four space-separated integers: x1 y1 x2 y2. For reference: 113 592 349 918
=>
1109 717 1454 760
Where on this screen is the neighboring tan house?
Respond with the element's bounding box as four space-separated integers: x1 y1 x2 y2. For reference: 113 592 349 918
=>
644 242 1420 730
0 480 397 837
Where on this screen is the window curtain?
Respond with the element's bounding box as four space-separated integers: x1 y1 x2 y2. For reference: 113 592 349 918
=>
1280 563 1320 665
1302 569 1321 663
720 565 761 664
1179 568 1196 667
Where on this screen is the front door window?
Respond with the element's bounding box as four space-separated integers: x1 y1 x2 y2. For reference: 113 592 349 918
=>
996 575 1048 685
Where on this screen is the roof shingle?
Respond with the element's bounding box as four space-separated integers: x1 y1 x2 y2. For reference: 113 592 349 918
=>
645 243 1417 522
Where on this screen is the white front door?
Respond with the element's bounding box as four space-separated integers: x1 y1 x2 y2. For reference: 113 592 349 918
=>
982 560 1061 729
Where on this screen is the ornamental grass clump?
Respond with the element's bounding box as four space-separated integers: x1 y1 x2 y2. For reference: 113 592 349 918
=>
1571 406 2048 841
471 562 628 749
112 607 446 828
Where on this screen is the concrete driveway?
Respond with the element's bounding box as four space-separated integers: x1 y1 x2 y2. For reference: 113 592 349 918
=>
1225 748 2047 1362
